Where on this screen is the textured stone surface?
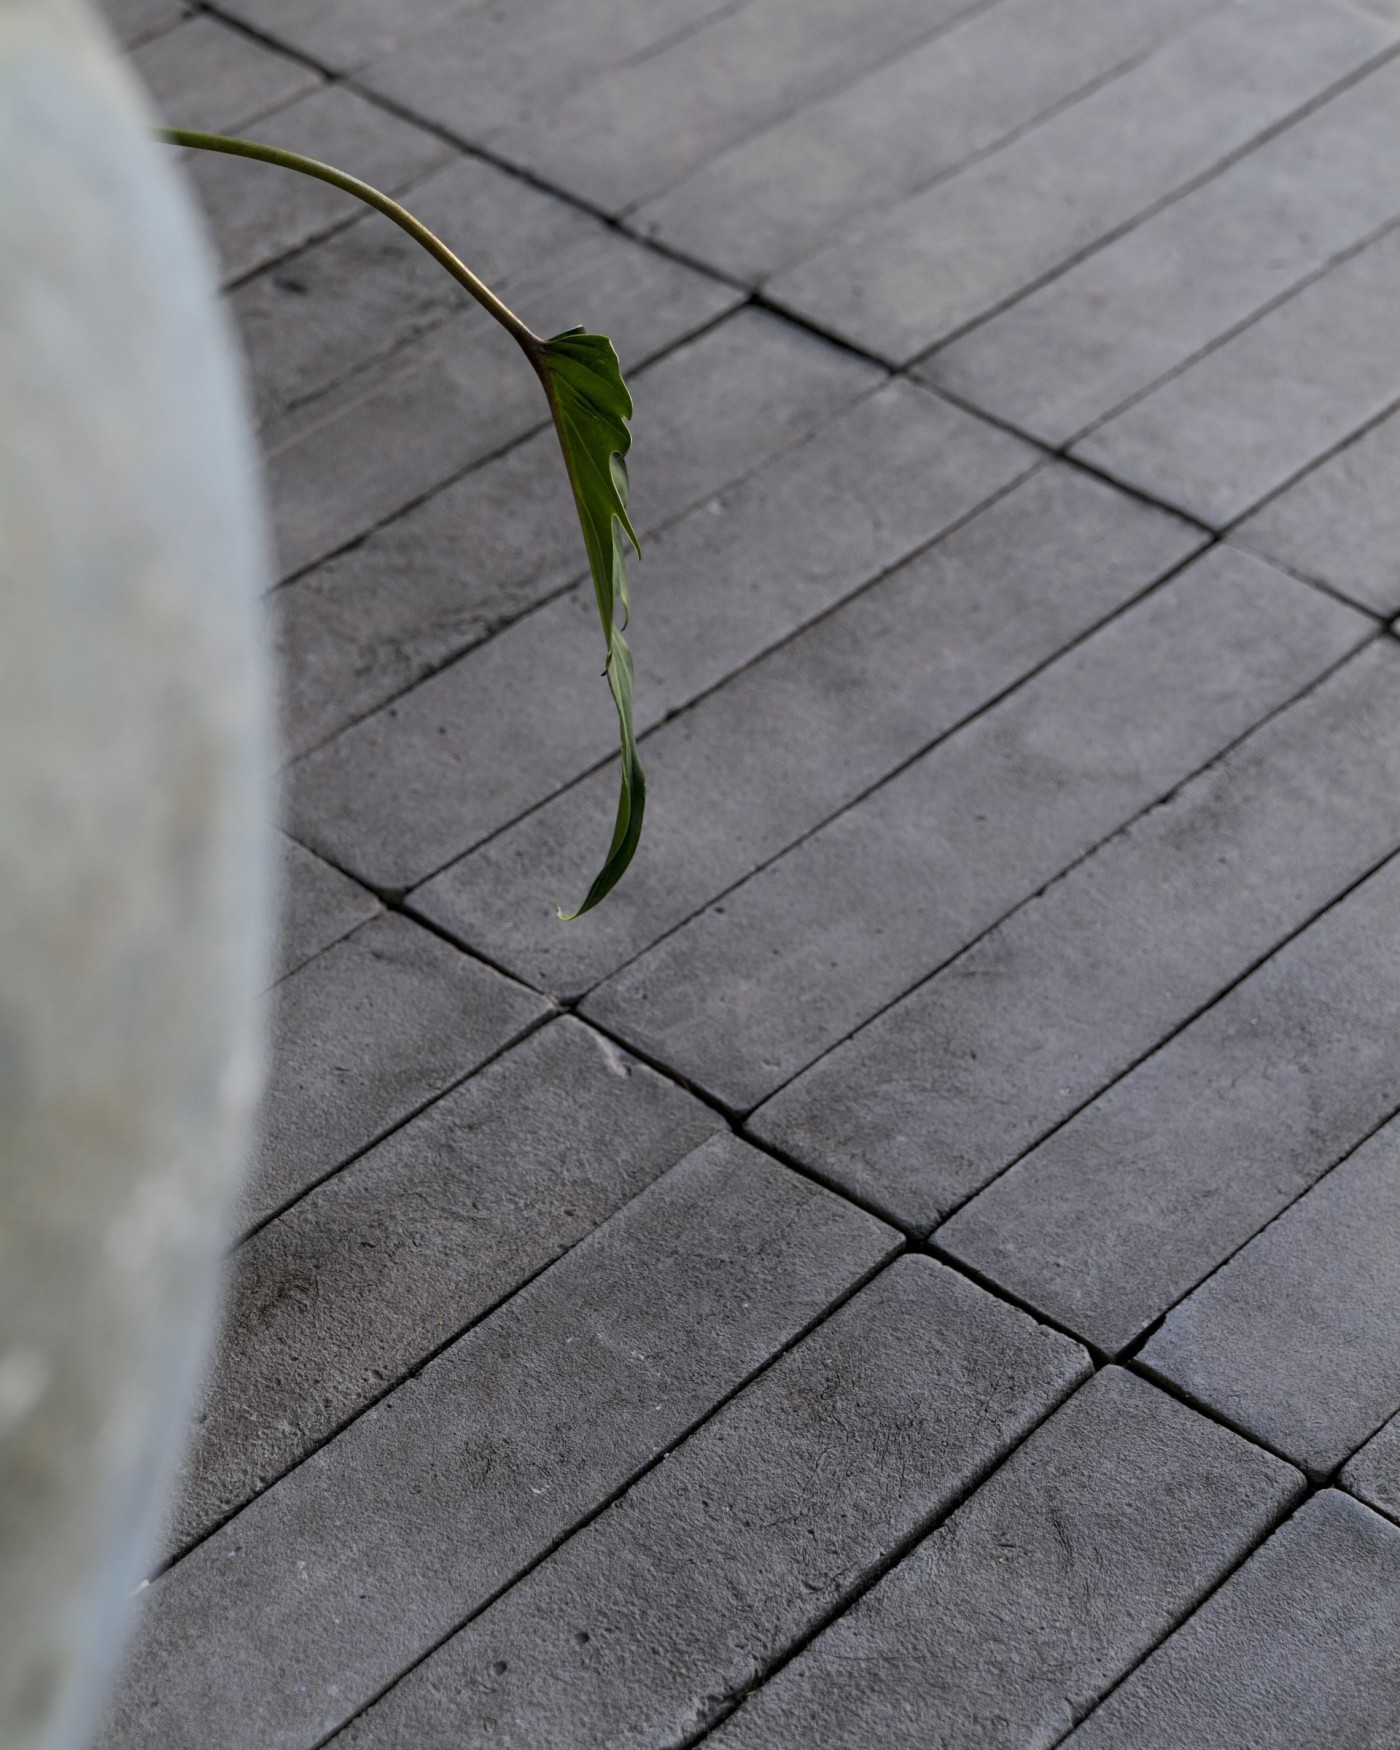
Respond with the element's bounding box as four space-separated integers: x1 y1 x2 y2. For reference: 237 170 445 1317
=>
585 550 1365 1113
246 913 547 1232
96 0 187 48
1140 1112 1400 1477
752 637 1399 1231
926 54 1400 445
635 0 1217 283
414 465 1202 999
163 1019 722 1555
766 0 1396 361
217 0 480 72
711 1370 1301 1750
332 1257 1089 1749
1062 1491 1400 1749
938 852 1400 1355
272 310 875 757
1342 1411 1400 1524
1076 227 1400 525
286 382 1031 892
271 836 379 985
98 1138 900 1750
129 15 318 132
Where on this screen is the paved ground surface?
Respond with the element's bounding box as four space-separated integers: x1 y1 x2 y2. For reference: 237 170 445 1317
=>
97 0 1400 1742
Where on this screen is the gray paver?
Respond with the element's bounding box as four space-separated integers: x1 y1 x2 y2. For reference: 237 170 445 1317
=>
246 912 548 1233
766 0 1395 362
286 382 1031 892
1076 226 1400 526
493 0 982 215
216 0 483 72
271 835 380 984
358 0 741 144
926 54 1400 446
164 1019 722 1555
584 549 1367 1114
331 1256 1089 1749
97 0 187 48
185 83 449 288
634 0 1220 284
263 228 739 580
1063 1491 1400 1750
711 1369 1301 1750
752 638 1400 1232
1140 1113 1400 1478
98 1138 900 1750
938 851 1400 1355
1342 1412 1400 1524
413 465 1202 999
1233 407 1400 615
272 310 876 757
129 15 319 133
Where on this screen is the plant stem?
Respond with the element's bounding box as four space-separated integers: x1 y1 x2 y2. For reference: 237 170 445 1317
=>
157 128 544 356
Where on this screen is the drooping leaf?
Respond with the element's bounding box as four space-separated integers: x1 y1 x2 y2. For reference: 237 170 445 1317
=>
536 328 644 918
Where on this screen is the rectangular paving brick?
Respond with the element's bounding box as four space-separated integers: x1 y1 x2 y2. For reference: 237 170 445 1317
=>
98 0 187 48
1140 1112 1400 1477
413 465 1203 998
938 851 1400 1355
1342 1412 1400 1523
130 15 319 133
99 1137 900 1750
1062 1491 1400 1750
186 84 449 288
286 382 1032 891
264 228 739 579
926 54 1400 446
752 638 1400 1232
271 835 380 984
584 549 1367 1114
493 0 980 214
272 310 877 757
331 1256 1089 1749
164 1019 722 1556
246 912 547 1233
710 1369 1300 1750
1076 226 1400 526
634 0 1220 283
765 0 1396 363
1233 407 1400 615
358 0 741 144
217 0 483 72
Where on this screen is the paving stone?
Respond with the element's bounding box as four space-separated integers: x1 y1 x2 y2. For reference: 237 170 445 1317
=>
271 834 380 984
97 0 187 48
413 465 1202 999
233 154 599 424
752 638 1400 1232
710 1369 1301 1750
286 382 1031 891
185 83 450 288
938 851 1400 1356
765 0 1396 362
1233 407 1400 615
1076 226 1400 525
1342 1411 1400 1523
584 548 1367 1114
1140 1113 1400 1478
163 1019 722 1556
129 15 319 133
263 227 739 579
357 0 741 147
493 0 981 215
246 911 548 1233
633 0 1219 284
926 54 1400 446
99 1137 900 1750
1062 1490 1400 1750
272 310 876 757
330 1256 1089 1750
217 0 483 72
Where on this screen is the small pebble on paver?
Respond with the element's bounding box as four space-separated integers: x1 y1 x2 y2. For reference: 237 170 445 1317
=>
1061 1491 1400 1749
710 1368 1301 1750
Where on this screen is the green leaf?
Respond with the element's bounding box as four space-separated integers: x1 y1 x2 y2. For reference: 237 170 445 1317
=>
537 328 644 919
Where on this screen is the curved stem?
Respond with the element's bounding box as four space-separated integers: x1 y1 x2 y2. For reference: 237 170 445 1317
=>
157 128 544 356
